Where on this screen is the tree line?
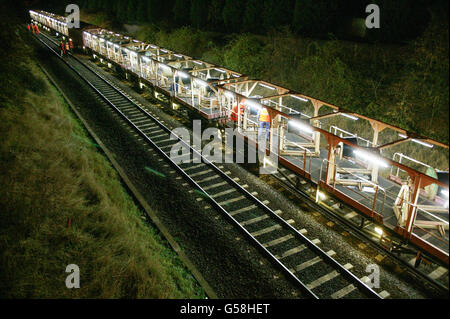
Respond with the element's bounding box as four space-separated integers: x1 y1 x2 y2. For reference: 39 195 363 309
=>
33 0 447 143
77 0 437 43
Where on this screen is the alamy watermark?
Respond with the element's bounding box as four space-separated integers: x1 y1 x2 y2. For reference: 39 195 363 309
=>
169 121 278 174
65 264 80 289
66 4 80 29
365 264 380 289
365 4 380 29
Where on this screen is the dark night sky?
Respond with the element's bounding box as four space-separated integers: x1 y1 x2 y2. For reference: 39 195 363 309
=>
9 0 449 43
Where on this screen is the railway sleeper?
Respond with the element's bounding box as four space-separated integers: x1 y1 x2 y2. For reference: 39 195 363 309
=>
306 263 353 290
276 238 321 260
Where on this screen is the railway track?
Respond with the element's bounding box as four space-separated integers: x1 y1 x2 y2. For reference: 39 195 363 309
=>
35 31 383 299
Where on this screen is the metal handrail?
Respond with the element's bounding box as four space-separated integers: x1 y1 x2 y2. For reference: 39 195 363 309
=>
319 158 386 216
329 125 373 147
391 152 431 178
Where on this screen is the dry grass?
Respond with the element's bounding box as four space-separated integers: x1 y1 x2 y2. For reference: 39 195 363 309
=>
0 37 203 298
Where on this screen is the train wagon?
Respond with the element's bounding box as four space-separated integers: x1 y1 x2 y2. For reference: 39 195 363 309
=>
29 9 96 50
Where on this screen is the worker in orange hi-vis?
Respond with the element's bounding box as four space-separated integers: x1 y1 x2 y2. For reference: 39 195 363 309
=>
257 107 271 141
69 38 74 52
35 25 39 35
31 24 35 34
230 99 245 129
27 24 31 32
60 41 66 57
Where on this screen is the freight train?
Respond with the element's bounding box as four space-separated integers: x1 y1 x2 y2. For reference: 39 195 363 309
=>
29 9 449 266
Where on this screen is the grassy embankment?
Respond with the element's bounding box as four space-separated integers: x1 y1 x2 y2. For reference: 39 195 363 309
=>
0 16 203 298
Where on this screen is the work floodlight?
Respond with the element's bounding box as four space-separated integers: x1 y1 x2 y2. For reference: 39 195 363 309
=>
224 91 235 99
194 79 208 87
178 71 189 78
342 113 359 120
291 95 308 102
259 83 276 90
159 63 171 71
399 134 434 148
244 99 262 111
289 120 314 134
354 149 389 168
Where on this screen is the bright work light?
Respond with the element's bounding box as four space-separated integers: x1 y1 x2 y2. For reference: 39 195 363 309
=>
159 64 171 72
178 71 189 78
441 189 449 198
259 83 276 90
398 134 434 148
291 95 308 102
244 99 262 111
342 113 358 120
289 120 314 134
375 227 383 235
354 149 388 168
224 91 235 99
195 79 208 87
